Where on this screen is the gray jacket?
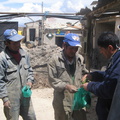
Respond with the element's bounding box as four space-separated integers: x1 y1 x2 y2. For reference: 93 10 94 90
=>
0 48 34 103
48 51 88 113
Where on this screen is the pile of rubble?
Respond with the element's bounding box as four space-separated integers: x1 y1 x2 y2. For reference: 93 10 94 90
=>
23 44 62 89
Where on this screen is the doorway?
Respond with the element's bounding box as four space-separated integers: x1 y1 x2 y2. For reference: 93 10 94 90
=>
55 36 64 48
29 28 36 41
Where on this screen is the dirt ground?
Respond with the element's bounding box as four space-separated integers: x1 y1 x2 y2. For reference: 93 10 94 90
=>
0 88 54 120
0 87 98 120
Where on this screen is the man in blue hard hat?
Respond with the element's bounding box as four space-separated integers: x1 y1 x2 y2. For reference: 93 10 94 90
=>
0 29 36 120
47 33 88 120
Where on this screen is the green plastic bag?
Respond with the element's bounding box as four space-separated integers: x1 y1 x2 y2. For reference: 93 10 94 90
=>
72 87 91 110
22 85 32 98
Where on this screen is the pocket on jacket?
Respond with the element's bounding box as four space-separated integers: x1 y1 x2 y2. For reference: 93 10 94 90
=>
6 67 17 80
23 64 30 70
56 66 69 82
56 66 66 78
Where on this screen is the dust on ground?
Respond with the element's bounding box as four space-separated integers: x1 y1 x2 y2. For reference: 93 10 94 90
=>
0 88 97 120
0 88 54 120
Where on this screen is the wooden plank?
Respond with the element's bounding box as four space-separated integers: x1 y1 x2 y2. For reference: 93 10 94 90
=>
96 16 116 23
89 0 120 16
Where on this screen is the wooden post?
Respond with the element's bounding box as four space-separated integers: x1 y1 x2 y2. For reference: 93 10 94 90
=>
86 16 92 71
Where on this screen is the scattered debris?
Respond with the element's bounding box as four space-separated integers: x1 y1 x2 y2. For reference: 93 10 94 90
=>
23 44 62 89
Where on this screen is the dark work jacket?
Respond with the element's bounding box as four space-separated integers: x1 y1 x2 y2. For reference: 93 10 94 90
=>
107 76 120 120
87 49 120 120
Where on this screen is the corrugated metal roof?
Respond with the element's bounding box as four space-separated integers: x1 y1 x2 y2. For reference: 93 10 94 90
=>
44 18 82 30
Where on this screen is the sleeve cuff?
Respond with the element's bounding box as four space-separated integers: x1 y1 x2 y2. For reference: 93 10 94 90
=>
87 82 93 92
2 97 9 103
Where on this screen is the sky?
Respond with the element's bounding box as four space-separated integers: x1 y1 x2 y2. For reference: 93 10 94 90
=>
0 0 96 26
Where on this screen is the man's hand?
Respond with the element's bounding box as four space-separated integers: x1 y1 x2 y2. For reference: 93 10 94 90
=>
82 74 88 84
81 83 89 91
65 84 78 93
82 74 92 84
3 100 11 109
26 82 33 88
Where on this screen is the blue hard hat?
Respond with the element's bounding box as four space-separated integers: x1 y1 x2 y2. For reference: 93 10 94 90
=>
4 29 24 41
63 33 82 47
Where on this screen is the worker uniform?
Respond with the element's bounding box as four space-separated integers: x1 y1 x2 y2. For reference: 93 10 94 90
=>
0 47 36 120
87 49 120 120
48 50 88 120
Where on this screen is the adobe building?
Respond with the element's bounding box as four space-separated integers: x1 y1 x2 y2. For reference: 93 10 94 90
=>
43 18 83 48
25 18 83 48
25 20 41 43
77 0 120 69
